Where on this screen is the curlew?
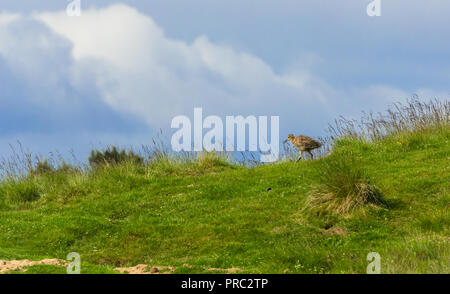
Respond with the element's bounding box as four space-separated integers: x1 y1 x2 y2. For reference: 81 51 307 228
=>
284 134 322 162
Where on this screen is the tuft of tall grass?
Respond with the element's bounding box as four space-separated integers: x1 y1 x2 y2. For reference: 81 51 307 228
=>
2 177 41 203
0 142 82 180
305 150 386 215
196 151 230 169
328 97 449 141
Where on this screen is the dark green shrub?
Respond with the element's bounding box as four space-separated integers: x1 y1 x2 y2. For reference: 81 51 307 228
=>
32 159 77 176
33 159 54 175
88 147 144 168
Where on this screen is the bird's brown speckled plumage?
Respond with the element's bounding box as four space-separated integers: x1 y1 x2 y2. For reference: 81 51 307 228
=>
286 134 322 161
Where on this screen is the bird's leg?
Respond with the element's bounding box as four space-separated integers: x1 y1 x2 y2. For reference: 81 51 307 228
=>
296 151 303 162
308 151 314 160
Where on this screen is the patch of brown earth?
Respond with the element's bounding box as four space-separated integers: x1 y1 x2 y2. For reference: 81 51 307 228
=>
0 259 243 274
0 259 67 273
115 264 176 274
207 267 243 274
116 264 242 274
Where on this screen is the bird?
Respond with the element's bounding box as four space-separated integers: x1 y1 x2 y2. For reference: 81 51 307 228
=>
284 134 322 162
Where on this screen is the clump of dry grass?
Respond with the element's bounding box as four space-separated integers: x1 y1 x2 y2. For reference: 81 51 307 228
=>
196 151 230 169
0 142 80 181
306 182 384 215
304 150 385 215
328 97 449 141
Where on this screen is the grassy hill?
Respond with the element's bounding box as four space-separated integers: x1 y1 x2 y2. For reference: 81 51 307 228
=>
0 99 448 274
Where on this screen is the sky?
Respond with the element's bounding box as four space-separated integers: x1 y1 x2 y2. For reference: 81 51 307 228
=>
0 0 449 161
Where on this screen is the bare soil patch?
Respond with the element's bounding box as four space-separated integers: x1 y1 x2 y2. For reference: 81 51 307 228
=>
207 267 243 273
116 264 243 274
1 259 243 274
115 264 176 274
0 259 66 273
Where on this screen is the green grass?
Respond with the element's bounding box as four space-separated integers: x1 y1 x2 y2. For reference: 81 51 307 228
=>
0 98 448 274
0 127 448 274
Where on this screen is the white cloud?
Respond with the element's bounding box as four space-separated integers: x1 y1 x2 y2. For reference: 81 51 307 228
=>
33 4 339 131
0 12 20 25
0 12 146 139
2 3 435 143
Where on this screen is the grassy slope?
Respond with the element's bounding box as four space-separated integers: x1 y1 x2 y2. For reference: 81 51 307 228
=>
0 129 448 274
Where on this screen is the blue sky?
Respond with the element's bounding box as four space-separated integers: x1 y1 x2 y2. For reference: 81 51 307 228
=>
0 0 449 160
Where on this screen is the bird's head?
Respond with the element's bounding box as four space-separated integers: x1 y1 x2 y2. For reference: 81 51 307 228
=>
284 134 295 143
